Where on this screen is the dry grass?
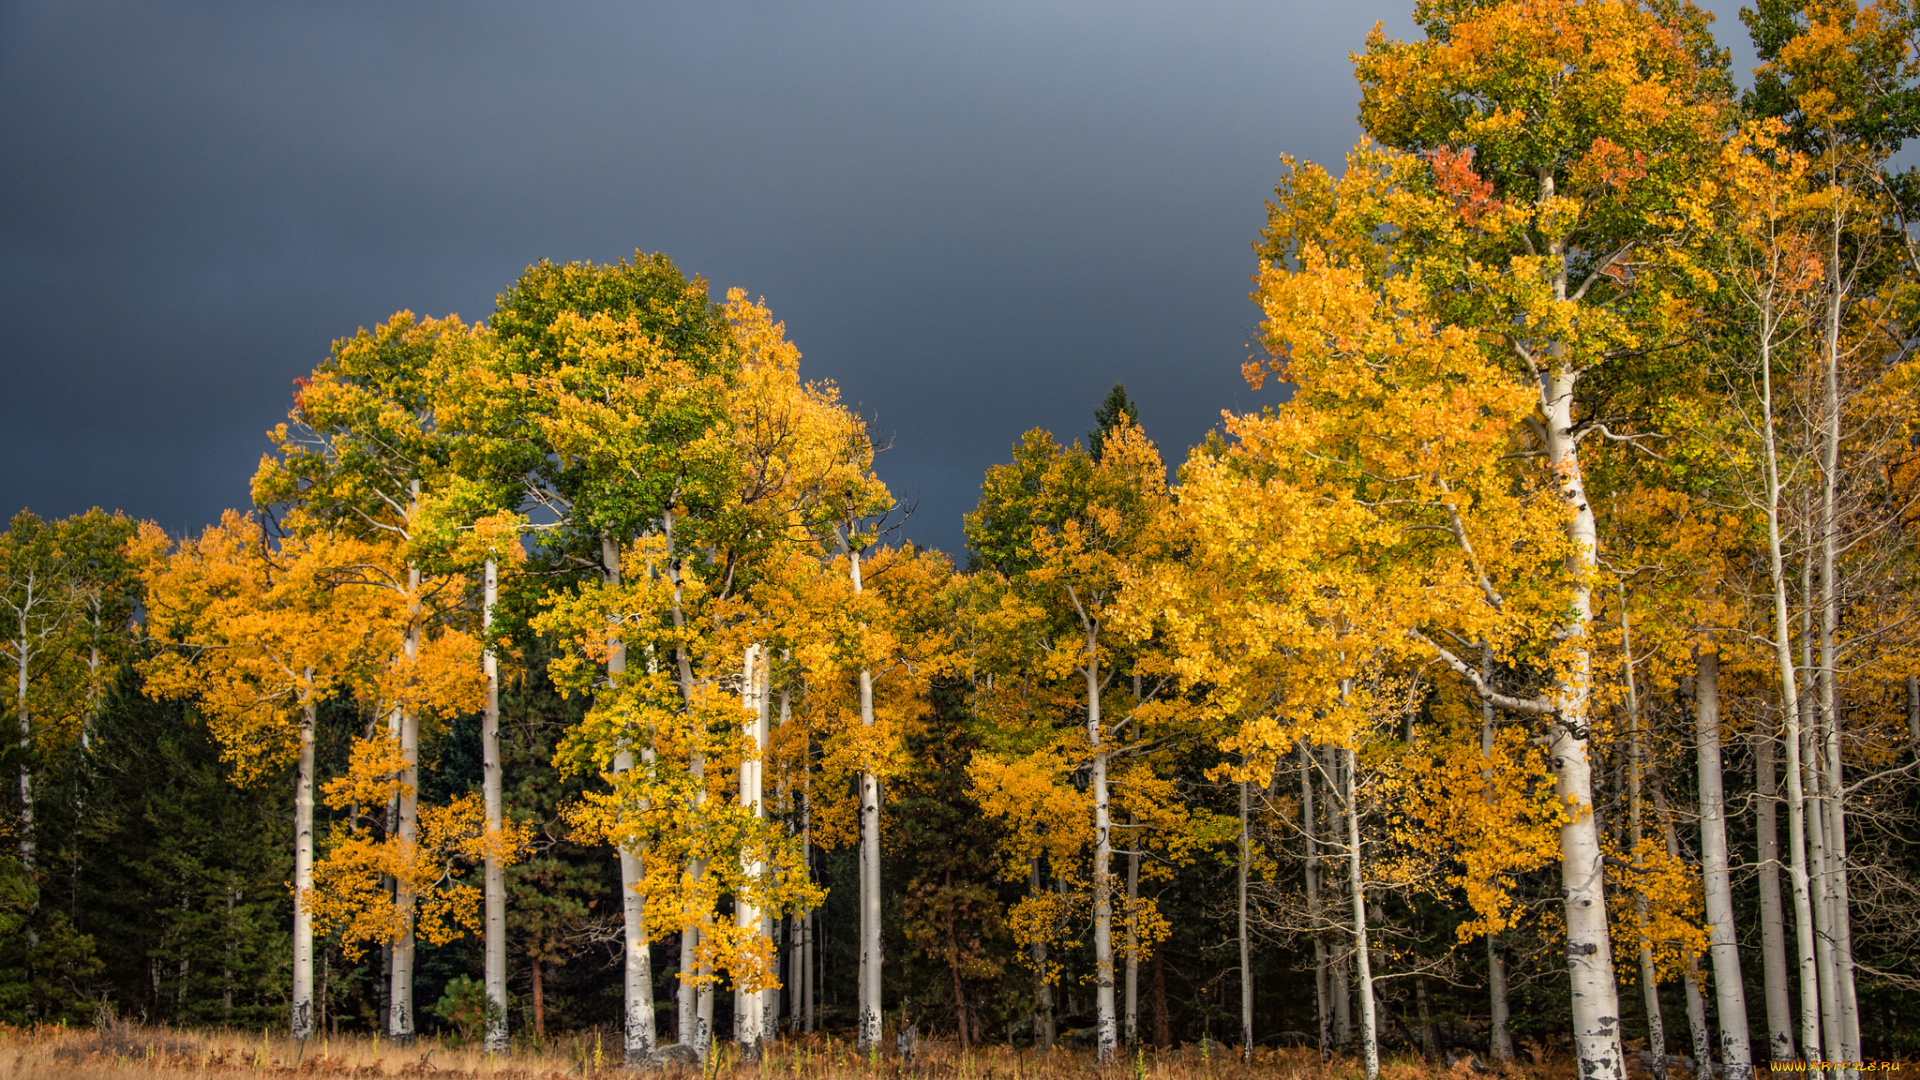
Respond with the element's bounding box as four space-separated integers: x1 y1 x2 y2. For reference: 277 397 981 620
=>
0 1022 1581 1080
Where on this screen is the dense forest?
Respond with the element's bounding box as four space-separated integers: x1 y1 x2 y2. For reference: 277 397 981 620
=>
6 1 1920 1079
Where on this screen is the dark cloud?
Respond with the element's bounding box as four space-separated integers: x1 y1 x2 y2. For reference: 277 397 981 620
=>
0 0 1756 553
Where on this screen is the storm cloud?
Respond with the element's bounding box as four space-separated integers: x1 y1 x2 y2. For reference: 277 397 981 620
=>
0 1 1755 552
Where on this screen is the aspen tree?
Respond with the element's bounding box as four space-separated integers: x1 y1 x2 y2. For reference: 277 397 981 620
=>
1745 7 1920 1067
483 254 738 1060
254 310 498 1043
136 514 370 1040
1201 6 1736 1076
0 512 123 879
966 419 1173 1063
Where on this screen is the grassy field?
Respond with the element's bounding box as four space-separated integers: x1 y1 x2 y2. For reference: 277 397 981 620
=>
0 1022 1598 1080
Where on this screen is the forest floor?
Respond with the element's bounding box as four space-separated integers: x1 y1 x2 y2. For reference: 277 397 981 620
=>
0 1023 1665 1080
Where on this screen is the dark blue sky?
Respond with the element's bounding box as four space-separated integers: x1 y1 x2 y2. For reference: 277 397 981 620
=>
0 1 1758 554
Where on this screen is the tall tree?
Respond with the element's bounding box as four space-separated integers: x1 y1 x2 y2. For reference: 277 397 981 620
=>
1228 5 1734 1077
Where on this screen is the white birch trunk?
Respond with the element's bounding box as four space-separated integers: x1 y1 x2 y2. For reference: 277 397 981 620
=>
736 645 768 1060
1481 677 1513 1064
1821 709 1859 1072
1542 346 1627 1080
1818 208 1863 1080
1343 746 1378 1080
15 614 31 872
661 514 708 1058
846 539 883 1054
802 756 815 1035
1695 648 1752 1080
482 557 510 1054
678 929 698 1048
1756 721 1794 1062
388 520 421 1045
1804 715 1841 1069
1628 663 1667 1080
1125 826 1140 1049
1237 778 1252 1062
1086 642 1117 1063
292 691 316 1040
601 540 655 1063
1325 745 1350 1051
1756 328 1822 1064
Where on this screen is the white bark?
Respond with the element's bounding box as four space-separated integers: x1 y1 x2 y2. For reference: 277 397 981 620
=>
1804 705 1841 1068
736 645 768 1059
1541 347 1627 1080
1325 745 1350 1051
1817 207 1863 1080
849 543 883 1054
802 754 815 1035
1755 327 1823 1063
1125 816 1140 1048
1481 676 1513 1064
1343 746 1378 1080
1695 648 1752 1080
482 558 509 1053
602 540 655 1062
388 526 420 1045
661 514 707 1058
292 692 316 1040
1237 778 1252 1062
15 609 31 872
678 928 698 1048
1757 721 1794 1061
1086 636 1117 1063
1627 656 1667 1080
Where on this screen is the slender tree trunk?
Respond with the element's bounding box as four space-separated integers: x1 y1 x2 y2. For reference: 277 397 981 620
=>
1696 648 1753 1080
1326 743 1351 1052
1302 745 1331 1061
1125 813 1140 1048
1030 857 1054 1051
292 692 316 1040
388 535 421 1046
662 514 708 1059
1343 745 1378 1080
1480 669 1513 1064
1803 683 1841 1070
1237 778 1252 1062
695 951 714 1060
15 624 31 872
482 557 509 1053
1085 639 1118 1062
1758 339 1824 1064
736 646 768 1060
803 770 815 1035
845 541 883 1055
1817 210 1861 1078
1757 720 1794 1062
679 928 698 1048
603 540 655 1063
1629 675 1667 1080
1488 939 1512 1063
1684 970 1713 1080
